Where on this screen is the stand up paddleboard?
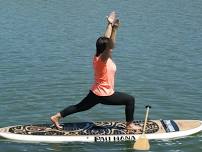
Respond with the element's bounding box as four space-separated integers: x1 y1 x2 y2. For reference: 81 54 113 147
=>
0 120 201 143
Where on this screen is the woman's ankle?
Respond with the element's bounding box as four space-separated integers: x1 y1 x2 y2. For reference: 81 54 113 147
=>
56 113 62 118
126 121 133 126
51 113 62 120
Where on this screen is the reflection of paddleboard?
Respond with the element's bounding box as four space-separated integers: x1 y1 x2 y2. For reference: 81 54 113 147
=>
0 120 201 143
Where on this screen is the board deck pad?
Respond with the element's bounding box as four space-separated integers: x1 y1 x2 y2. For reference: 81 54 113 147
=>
0 120 201 143
7 121 159 136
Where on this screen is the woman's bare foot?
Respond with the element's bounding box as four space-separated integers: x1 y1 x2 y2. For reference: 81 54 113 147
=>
50 113 63 130
126 122 141 130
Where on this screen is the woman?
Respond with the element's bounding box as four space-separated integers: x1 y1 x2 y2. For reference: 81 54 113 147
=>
51 12 139 130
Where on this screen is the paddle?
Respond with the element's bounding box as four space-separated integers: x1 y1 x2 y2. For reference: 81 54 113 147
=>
133 105 151 150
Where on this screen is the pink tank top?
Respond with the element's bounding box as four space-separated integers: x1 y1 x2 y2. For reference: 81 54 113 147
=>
91 56 116 96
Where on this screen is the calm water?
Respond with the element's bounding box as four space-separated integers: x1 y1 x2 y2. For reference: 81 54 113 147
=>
0 0 201 151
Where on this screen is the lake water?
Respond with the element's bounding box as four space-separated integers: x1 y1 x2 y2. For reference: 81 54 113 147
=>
0 0 201 151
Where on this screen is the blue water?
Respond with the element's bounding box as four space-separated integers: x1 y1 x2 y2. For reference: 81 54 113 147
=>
0 0 201 151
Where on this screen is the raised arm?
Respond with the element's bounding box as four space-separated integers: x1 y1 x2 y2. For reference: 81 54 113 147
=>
104 23 113 38
104 11 116 38
100 12 118 62
110 19 120 45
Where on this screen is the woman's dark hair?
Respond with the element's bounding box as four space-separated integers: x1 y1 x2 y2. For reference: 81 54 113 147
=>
96 37 114 57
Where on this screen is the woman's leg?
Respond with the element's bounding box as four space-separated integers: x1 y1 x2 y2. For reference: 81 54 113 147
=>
99 92 139 130
51 91 99 129
100 92 134 121
60 91 99 117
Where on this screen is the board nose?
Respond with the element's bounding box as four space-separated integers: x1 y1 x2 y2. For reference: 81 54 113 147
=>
200 121 202 131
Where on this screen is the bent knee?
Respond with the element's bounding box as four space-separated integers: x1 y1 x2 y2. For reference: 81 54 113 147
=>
127 95 135 105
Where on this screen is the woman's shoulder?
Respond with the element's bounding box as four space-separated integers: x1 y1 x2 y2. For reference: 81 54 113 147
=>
94 54 112 64
93 55 109 65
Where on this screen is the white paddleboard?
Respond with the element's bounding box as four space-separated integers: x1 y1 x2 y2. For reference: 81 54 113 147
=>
0 120 201 143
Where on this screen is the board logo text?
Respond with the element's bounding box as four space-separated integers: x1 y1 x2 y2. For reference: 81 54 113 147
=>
95 135 136 142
